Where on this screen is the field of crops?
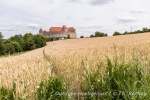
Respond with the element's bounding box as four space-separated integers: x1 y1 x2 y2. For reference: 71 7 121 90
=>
0 33 150 99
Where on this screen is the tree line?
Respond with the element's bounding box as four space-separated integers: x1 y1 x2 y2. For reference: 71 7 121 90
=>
0 32 46 56
80 27 150 38
80 31 108 38
113 27 150 36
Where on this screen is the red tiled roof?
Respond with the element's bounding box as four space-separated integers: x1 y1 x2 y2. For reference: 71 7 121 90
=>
49 25 75 32
62 25 67 29
68 27 75 31
50 27 62 32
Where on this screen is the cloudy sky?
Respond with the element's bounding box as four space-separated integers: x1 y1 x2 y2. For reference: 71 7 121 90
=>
0 0 150 38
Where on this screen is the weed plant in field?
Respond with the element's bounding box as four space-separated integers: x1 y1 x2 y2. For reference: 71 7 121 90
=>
37 77 69 100
0 82 16 100
83 58 150 100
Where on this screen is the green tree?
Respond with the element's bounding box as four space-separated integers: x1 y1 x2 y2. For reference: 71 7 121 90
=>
10 34 22 41
10 35 25 50
123 31 129 35
142 27 148 32
34 35 46 48
95 31 107 37
113 31 122 36
0 43 6 55
0 32 3 40
0 33 6 55
90 34 94 37
0 32 3 39
11 42 23 52
80 36 84 38
5 43 15 54
23 33 36 50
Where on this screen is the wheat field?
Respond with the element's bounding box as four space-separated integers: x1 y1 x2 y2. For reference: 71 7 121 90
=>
0 33 150 99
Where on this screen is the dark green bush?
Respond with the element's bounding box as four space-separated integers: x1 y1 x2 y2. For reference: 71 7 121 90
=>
34 35 46 48
80 36 84 38
90 34 94 37
37 77 69 100
46 38 53 42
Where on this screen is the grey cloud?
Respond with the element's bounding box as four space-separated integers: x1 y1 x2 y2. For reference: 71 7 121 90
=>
34 18 40 21
27 23 39 30
0 0 149 39
1 23 39 38
48 10 55 14
78 25 102 29
0 29 17 32
66 0 83 3
68 0 79 2
116 16 137 23
0 23 38 34
89 0 114 5
0 23 22 28
83 17 94 21
76 24 102 37
130 11 144 14
45 0 54 4
67 0 114 5
0 25 14 32
0 7 4 12
88 25 102 28
66 16 73 20
76 25 111 37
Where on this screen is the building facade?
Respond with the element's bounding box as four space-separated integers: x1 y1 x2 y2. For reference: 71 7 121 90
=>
39 25 76 40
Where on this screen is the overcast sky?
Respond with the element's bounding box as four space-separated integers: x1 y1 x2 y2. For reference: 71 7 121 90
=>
0 0 150 38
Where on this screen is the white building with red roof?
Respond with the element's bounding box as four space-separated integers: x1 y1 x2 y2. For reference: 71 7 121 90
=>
39 25 76 40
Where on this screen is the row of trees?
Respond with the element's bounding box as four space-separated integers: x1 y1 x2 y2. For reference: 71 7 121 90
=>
90 31 108 38
113 27 150 36
80 27 150 38
80 31 108 38
0 32 46 55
